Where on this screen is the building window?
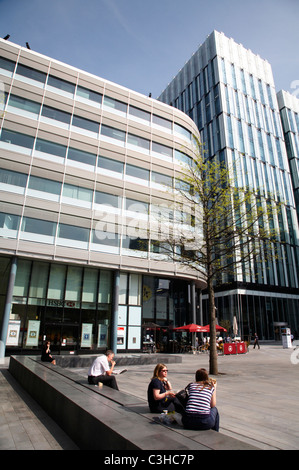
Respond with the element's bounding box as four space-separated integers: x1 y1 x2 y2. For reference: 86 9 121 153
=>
0 56 15 72
126 164 150 181
72 115 99 133
35 138 67 158
129 273 142 305
0 212 20 231
8 94 41 115
16 63 47 83
127 133 150 151
125 198 149 214
47 75 76 94
174 123 192 140
153 114 172 130
91 229 119 247
62 183 93 202
47 264 67 300
77 86 102 104
151 171 173 188
28 175 62 195
103 96 127 113
94 191 120 207
152 141 173 158
0 128 35 149
67 147 96 166
129 105 150 123
101 124 126 142
41 105 71 124
98 156 124 174
21 217 56 237
65 266 83 301
82 268 98 303
122 236 148 251
0 168 27 187
58 223 89 242
29 261 49 299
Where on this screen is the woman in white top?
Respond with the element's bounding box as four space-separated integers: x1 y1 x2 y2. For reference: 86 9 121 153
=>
182 368 219 431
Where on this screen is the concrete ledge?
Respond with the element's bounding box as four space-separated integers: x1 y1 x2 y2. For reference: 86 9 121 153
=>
53 353 183 368
9 355 258 451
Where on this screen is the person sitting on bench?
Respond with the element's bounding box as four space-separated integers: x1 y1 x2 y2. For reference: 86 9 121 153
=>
88 350 119 390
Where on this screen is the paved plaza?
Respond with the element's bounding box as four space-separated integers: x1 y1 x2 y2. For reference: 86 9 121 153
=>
1 343 299 450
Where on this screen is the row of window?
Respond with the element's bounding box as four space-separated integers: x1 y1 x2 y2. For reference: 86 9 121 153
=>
0 167 192 205
224 113 285 167
281 107 299 138
0 211 181 255
0 129 192 182
0 56 192 140
12 257 113 304
0 119 192 165
173 55 277 115
11 258 143 308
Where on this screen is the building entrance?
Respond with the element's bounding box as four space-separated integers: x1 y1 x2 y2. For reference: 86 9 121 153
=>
44 323 79 354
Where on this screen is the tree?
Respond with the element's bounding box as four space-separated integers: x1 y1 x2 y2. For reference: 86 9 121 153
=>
154 138 282 374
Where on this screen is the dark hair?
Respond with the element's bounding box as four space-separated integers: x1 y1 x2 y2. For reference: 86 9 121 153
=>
195 368 214 389
195 368 209 382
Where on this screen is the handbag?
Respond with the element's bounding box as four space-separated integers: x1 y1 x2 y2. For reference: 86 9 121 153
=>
176 383 191 407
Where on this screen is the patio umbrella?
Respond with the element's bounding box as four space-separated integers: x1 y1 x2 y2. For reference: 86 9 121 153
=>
174 323 206 332
202 324 227 332
174 323 206 350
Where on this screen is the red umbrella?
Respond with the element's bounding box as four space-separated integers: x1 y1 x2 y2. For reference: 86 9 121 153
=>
174 323 206 332
202 324 227 332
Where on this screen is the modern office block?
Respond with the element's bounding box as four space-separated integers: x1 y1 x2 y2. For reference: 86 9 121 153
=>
0 39 205 355
277 90 299 224
159 31 299 340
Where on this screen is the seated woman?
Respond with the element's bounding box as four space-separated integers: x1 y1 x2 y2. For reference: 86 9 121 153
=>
182 368 219 431
41 341 56 365
147 363 184 414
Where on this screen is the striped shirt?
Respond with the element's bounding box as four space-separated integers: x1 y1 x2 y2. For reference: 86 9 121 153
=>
186 382 215 414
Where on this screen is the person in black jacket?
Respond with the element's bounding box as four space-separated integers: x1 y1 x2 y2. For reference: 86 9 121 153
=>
41 341 56 364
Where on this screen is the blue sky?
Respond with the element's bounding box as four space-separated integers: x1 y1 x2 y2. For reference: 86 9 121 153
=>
0 0 298 98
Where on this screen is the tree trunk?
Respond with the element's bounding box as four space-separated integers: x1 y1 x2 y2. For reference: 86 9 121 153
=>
208 279 218 375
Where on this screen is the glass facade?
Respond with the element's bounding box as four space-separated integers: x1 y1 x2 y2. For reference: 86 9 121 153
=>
3 257 112 354
1 255 196 354
278 91 299 224
159 31 299 341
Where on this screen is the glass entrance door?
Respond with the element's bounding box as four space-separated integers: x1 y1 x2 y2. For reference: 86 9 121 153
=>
44 323 79 354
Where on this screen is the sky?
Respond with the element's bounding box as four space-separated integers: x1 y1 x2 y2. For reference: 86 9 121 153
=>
0 0 298 99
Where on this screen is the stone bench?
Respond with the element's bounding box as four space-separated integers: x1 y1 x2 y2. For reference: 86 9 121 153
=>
9 355 258 451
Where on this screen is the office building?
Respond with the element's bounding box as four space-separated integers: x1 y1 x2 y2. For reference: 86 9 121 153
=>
159 31 299 340
277 90 299 224
0 38 205 356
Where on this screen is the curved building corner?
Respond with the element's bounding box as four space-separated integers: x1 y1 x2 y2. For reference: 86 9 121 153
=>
0 38 206 356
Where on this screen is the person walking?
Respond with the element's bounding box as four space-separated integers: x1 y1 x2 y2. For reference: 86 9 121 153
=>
253 333 260 349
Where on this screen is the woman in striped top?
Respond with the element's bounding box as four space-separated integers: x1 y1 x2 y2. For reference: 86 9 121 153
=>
182 368 219 431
